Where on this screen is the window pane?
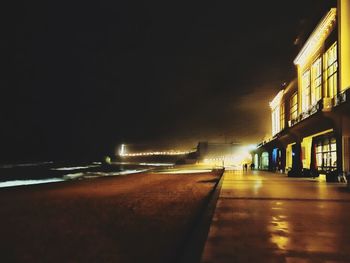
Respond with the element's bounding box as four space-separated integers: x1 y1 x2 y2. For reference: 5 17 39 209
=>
302 70 311 111
290 93 298 120
311 57 322 103
330 142 336 151
326 43 338 98
323 143 329 151
331 152 337 167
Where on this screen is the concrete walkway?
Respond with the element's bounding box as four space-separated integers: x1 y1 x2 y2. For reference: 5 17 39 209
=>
201 170 350 263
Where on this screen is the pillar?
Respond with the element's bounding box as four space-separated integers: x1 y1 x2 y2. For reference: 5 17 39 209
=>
339 0 350 92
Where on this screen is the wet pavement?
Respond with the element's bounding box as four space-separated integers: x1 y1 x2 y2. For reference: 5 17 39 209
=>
201 170 350 263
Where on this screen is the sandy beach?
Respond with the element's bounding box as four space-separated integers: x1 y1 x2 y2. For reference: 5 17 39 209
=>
0 168 223 262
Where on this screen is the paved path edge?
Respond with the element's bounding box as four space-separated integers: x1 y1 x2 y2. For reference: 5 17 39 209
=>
178 168 226 263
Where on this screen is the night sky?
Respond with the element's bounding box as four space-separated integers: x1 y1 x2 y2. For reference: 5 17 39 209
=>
4 0 335 162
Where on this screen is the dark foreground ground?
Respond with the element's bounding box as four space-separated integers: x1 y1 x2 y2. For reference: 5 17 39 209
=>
202 170 350 263
0 169 222 263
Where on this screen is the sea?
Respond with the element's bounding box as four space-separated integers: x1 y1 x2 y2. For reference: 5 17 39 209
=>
0 161 174 188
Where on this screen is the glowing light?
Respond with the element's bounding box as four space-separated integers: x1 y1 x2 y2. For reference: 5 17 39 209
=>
138 163 174 166
294 8 337 66
119 144 126 156
114 162 174 166
243 144 258 151
156 169 212 174
269 90 284 109
200 145 253 168
119 149 195 157
269 214 290 250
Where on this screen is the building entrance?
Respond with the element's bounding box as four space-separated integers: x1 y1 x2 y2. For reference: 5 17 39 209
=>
314 135 337 172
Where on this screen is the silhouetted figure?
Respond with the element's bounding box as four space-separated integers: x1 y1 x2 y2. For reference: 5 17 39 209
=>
250 163 255 170
244 163 248 171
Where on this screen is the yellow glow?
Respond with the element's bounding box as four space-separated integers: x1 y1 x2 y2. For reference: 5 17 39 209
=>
301 129 334 169
324 42 338 98
270 90 285 136
286 143 294 170
309 129 334 138
301 70 311 112
311 57 322 104
200 146 252 168
269 90 284 109
339 0 350 92
301 136 312 168
120 150 195 157
269 214 290 251
294 8 337 67
294 8 338 117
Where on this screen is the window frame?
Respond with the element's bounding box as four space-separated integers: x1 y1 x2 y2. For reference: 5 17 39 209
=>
302 70 311 112
315 136 337 172
290 92 298 121
325 42 338 98
311 57 322 104
280 102 285 131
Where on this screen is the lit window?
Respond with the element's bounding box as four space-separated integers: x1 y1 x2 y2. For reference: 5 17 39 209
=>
325 42 338 98
315 137 337 172
272 106 280 136
290 92 298 121
272 102 285 136
311 57 322 104
302 70 311 112
280 103 285 131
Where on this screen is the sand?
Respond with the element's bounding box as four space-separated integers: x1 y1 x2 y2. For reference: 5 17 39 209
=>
0 169 223 263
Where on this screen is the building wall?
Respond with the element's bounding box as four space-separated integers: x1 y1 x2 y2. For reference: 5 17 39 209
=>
253 4 350 178
339 0 350 92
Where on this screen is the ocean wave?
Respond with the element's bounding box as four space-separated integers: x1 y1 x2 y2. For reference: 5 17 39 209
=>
0 178 64 188
51 165 100 171
63 169 149 180
0 161 54 169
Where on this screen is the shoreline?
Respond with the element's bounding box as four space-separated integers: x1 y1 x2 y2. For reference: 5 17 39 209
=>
0 167 224 263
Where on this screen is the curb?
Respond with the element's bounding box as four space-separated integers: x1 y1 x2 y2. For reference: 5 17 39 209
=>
178 168 225 263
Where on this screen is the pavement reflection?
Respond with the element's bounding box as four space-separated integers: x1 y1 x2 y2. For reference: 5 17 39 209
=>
201 170 350 263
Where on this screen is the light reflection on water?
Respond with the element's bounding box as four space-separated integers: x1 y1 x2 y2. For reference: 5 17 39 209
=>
269 202 290 250
0 160 169 188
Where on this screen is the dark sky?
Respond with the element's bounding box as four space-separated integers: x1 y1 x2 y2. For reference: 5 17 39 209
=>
3 0 335 161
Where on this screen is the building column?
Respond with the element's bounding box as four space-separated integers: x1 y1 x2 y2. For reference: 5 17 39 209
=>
343 136 350 174
335 130 343 174
339 0 350 92
289 141 303 176
268 148 274 172
342 115 350 174
280 147 286 173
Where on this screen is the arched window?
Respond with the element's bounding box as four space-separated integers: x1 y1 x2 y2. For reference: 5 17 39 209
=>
261 152 269 170
254 154 259 168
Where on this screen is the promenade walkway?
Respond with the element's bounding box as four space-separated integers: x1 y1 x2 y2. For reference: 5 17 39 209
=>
201 170 350 263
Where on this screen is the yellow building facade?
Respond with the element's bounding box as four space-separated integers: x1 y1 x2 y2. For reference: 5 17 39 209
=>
253 1 350 181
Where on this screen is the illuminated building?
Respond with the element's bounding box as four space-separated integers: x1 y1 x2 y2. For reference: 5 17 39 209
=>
253 1 350 181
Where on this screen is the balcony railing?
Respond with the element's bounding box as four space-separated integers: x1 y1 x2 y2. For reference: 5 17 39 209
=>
334 89 349 106
289 99 323 127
